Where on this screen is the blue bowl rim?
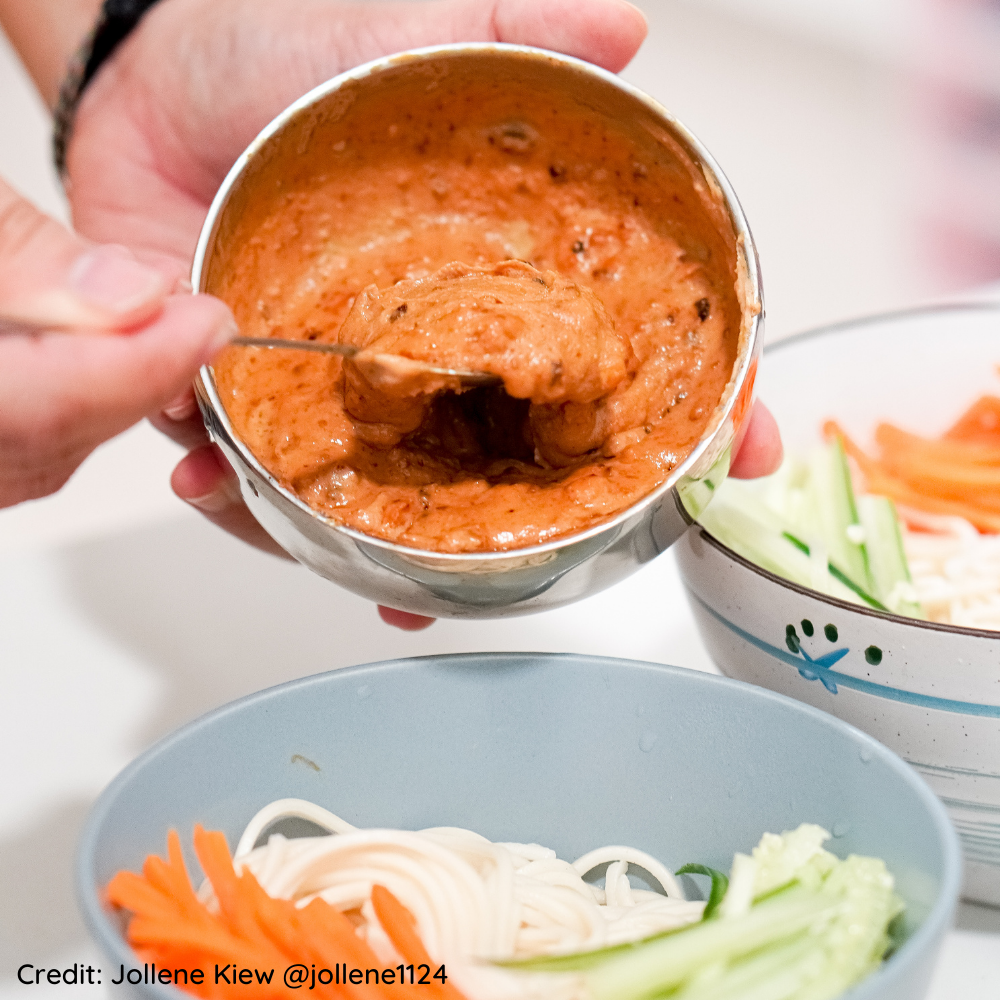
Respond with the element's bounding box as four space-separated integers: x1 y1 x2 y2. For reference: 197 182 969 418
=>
76 652 962 1000
696 300 1000 641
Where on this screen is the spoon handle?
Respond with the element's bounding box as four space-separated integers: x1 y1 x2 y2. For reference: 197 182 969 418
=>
231 336 359 357
0 315 360 356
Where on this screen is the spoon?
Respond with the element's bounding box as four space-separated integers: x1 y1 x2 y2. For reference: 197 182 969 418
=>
0 313 501 390
230 336 501 389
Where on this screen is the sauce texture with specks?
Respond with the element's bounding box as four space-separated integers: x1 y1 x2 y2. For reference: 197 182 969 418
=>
209 68 741 553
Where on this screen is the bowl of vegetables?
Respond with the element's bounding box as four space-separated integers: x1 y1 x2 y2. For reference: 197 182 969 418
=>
675 303 1000 905
77 653 960 1000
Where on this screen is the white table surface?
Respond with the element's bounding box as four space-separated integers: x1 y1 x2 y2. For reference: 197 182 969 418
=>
1 419 998 1000
1 0 997 990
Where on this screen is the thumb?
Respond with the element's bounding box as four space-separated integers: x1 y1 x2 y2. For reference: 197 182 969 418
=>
0 177 168 331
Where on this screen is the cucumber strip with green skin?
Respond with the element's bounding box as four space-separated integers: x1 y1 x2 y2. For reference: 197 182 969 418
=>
698 443 928 618
675 864 730 921
494 923 693 973
857 495 924 617
670 934 820 1000
502 829 903 1000
805 438 873 594
698 498 864 606
781 533 888 612
584 890 837 1000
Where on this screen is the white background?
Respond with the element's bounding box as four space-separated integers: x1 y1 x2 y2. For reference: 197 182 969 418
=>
1 1 998 997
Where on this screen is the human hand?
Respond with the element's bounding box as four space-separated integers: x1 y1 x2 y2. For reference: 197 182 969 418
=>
64 0 780 629
63 0 650 606
0 177 234 508
67 0 649 261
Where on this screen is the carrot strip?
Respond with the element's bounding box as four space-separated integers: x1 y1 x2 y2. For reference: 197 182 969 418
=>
295 898 396 1000
824 419 1000 531
944 395 1000 445
192 827 243 925
191 828 319 989
109 830 449 1000
139 834 204 921
370 886 468 1000
107 869 184 920
874 422 1000 467
858 468 1000 532
877 459 1000 508
226 870 376 999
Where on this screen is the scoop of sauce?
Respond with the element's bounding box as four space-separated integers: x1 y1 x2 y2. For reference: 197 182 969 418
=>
342 260 633 461
209 65 740 553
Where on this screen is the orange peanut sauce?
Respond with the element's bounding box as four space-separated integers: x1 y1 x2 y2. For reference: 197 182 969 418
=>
208 67 741 553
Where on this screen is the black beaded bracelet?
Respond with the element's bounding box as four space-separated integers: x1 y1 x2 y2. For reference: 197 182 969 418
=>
53 0 163 177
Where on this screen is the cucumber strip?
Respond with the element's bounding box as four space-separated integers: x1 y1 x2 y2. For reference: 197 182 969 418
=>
857 495 924 617
502 827 903 1000
697 441 927 618
671 934 820 1000
494 923 691 973
781 532 888 612
699 496 865 606
584 890 836 1000
804 437 873 593
676 864 730 920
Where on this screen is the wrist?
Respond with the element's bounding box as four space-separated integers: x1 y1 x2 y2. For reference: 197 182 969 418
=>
0 0 103 108
53 0 166 176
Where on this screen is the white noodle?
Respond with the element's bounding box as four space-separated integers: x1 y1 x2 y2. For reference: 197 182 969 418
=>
200 798 704 1000
900 508 1000 630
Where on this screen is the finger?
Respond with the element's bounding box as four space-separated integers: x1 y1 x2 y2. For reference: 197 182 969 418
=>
393 0 648 72
0 294 235 445
489 0 648 71
171 444 293 559
134 248 193 294
0 177 169 331
0 296 236 506
378 606 437 631
149 385 213 450
313 0 647 83
729 400 783 479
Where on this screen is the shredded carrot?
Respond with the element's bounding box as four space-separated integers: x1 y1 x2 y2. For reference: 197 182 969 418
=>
944 395 1000 446
824 412 1000 533
874 423 1000 468
370 886 468 1000
106 830 467 1000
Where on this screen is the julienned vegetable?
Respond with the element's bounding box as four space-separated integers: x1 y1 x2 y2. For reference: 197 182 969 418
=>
107 826 466 1000
108 818 902 1000
698 437 923 617
826 400 1000 533
503 824 903 1000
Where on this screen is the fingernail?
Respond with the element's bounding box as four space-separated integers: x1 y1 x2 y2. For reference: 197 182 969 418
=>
200 304 240 359
68 245 166 316
163 389 197 422
186 477 242 514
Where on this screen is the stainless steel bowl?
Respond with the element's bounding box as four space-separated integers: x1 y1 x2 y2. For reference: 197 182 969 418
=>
192 43 763 618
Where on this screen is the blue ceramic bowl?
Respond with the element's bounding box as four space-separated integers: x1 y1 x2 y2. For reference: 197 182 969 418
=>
77 654 960 1000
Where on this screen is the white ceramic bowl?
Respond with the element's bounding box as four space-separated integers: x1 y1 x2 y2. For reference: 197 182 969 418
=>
676 304 1000 906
